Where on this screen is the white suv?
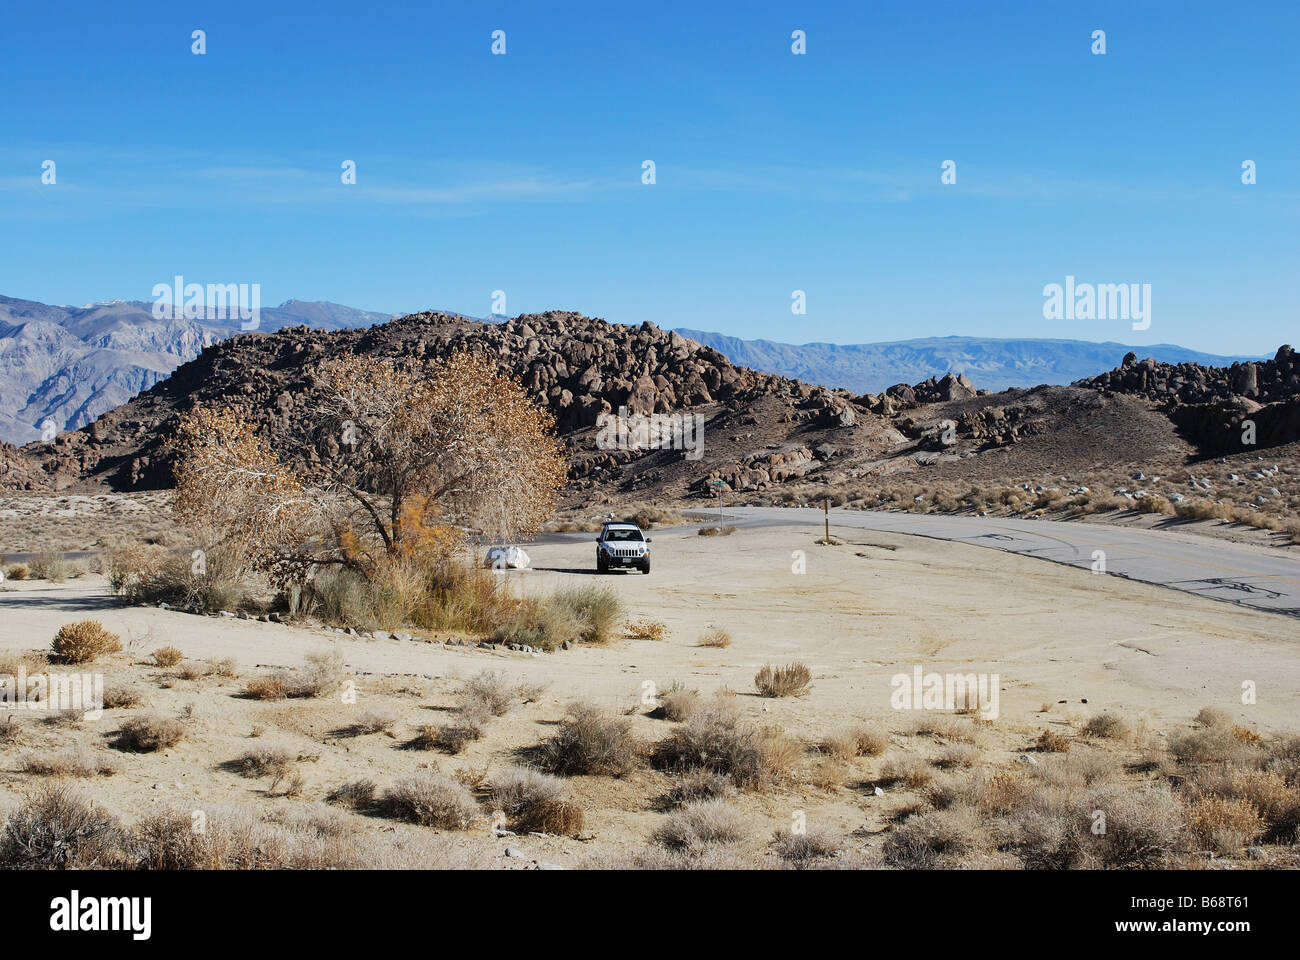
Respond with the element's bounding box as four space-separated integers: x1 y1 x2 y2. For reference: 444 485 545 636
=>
596 521 652 574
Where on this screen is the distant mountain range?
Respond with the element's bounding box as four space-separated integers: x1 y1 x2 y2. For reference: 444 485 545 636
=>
0 295 395 445
673 330 1262 395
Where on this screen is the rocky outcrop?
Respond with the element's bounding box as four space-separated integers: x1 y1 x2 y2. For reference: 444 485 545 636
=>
1075 345 1299 451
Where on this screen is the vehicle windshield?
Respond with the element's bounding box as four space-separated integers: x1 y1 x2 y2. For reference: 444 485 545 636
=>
603 528 644 541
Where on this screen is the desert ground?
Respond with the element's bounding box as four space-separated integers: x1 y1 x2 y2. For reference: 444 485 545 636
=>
2 514 1296 869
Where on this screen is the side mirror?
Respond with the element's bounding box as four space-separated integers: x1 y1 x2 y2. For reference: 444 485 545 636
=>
646 538 653 543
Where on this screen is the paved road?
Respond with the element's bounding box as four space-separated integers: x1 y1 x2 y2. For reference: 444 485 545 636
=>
709 506 1300 619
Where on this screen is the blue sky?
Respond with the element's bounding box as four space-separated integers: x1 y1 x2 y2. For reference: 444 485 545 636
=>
2 0 1296 354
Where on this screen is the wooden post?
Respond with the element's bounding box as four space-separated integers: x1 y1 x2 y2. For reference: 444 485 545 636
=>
824 497 830 543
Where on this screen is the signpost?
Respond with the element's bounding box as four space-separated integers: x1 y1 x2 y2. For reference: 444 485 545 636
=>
711 479 726 529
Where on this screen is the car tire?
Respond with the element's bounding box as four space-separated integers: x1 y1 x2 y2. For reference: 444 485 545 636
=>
639 560 650 575
597 554 608 574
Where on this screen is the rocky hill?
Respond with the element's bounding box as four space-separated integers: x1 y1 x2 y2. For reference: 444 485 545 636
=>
2 310 1295 508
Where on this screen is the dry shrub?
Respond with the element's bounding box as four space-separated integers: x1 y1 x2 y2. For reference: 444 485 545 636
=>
549 585 624 645
244 650 345 700
42 708 85 727
208 657 239 678
1036 729 1072 753
229 746 295 780
381 774 479 829
490 596 581 651
326 779 376 811
175 661 213 681
1169 725 1259 765
151 646 183 667
461 671 520 717
1030 749 1120 789
21 746 116 778
625 618 667 642
881 805 986 869
881 755 934 789
658 682 702 722
1084 783 1186 869
491 767 585 835
115 715 185 752
50 620 122 664
652 800 747 850
908 714 979 743
698 626 732 648
107 540 250 614
1184 795 1263 856
0 716 20 743
414 719 485 755
30 550 71 582
697 525 737 537
662 771 737 808
1195 707 1232 728
540 702 640 776
1190 767 1300 844
4 563 30 580
754 662 812 698
1081 712 1129 740
353 709 396 734
772 829 840 865
0 784 126 868
0 650 46 677
822 725 889 760
653 702 796 790
934 744 981 769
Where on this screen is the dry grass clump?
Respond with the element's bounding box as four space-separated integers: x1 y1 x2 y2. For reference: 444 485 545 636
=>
413 718 485 755
42 708 85 728
101 683 143 709
754 662 812 698
1186 767 1300 844
0 716 20 743
175 661 213 681
380 774 480 829
653 702 797 790
908 714 980 744
697 525 737 536
822 724 889 760
652 800 747 850
150 646 183 667
352 709 396 734
540 702 641 776
491 767 585 835
933 744 981 769
1194 707 1232 728
698 626 732 648
3 563 30 580
461 670 521 717
114 714 186 752
1083 783 1187 868
625 618 667 642
1081 712 1129 740
50 620 122 664
772 829 841 865
880 754 935 789
1036 729 1072 753
0 784 126 869
657 682 702 722
0 650 47 677
21 746 116 778
549 585 624 645
243 650 345 700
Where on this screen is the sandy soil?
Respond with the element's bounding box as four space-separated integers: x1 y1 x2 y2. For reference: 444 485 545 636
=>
1 521 1295 867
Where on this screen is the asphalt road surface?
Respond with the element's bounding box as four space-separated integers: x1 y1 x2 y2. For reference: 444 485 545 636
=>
714 506 1300 619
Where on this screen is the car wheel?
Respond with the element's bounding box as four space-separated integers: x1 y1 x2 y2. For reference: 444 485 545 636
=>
597 554 608 574
639 560 650 575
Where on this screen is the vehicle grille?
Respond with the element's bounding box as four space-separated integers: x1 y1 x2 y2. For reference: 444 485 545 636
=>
608 547 641 558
